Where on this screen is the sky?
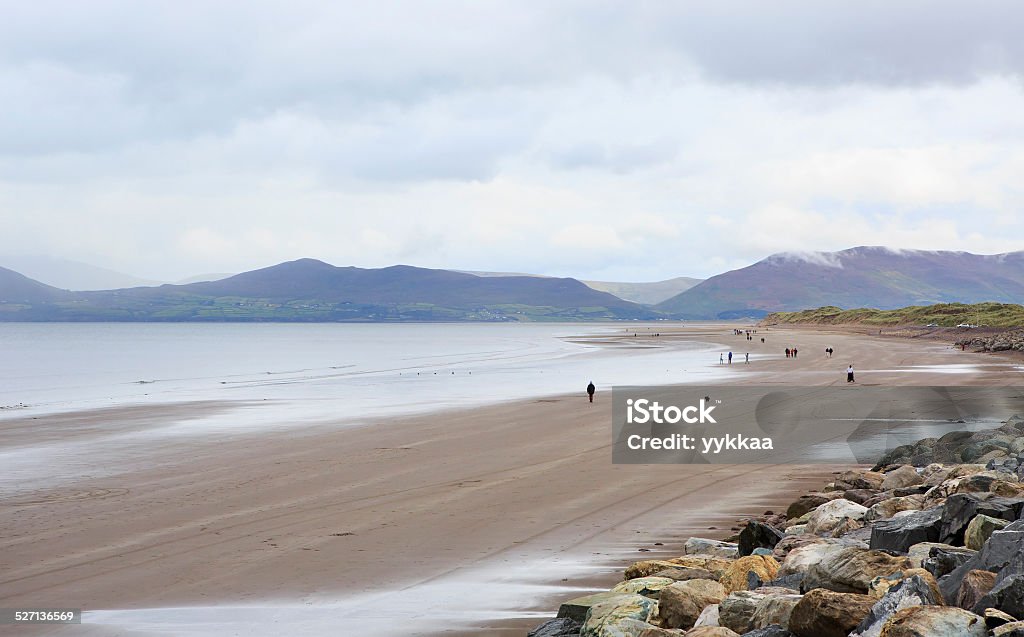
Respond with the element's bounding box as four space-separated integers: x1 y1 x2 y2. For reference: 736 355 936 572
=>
2 1 1024 282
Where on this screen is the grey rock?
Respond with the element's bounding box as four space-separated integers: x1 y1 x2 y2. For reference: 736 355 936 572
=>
741 627 795 637
939 494 1022 545
939 520 1024 603
739 521 786 557
923 547 976 579
850 575 943 637
529 617 582 637
975 574 1024 619
869 507 943 553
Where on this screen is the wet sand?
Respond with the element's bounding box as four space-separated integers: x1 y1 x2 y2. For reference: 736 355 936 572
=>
1 323 1020 636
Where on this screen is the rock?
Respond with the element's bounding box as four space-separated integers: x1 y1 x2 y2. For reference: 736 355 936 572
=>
993 621 1024 637
652 567 719 582
778 541 846 576
906 542 959 568
636 629 685 637
806 499 869 535
835 470 886 491
804 547 913 594
866 495 926 522
750 594 801 630
718 591 766 634
830 516 864 538
612 576 676 599
939 521 1024 603
939 494 1022 545
870 507 943 553
883 466 924 491
738 522 785 557
627 557 734 580
955 570 997 611
742 627 795 637
659 580 727 629
682 628 740 637
693 603 720 627
786 492 843 519
529 617 582 637
846 489 882 505
560 592 640 623
974 574 1024 618
876 605 986 636
868 568 942 602
686 538 741 559
923 547 977 580
965 514 1011 550
985 607 1017 628
721 556 780 593
581 594 658 637
851 574 945 637
783 524 806 536
765 574 804 590
789 588 876 637
751 548 774 557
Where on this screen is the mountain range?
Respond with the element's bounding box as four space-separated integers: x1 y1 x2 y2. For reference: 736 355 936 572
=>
4 247 1024 321
656 247 1024 319
0 259 654 322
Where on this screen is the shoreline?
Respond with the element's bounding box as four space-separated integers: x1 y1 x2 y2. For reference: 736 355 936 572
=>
2 323 1021 635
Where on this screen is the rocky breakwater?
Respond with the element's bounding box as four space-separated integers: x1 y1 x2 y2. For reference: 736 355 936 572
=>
529 415 1024 637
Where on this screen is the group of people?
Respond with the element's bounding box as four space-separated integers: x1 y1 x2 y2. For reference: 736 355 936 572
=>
785 347 799 358
825 347 834 357
719 351 750 364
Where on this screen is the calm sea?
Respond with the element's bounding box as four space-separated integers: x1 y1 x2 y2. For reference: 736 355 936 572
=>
1 322 728 429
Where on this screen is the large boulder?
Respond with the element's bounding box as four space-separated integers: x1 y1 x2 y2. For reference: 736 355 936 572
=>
750 594 802 631
974 574 1024 619
720 555 780 593
529 617 582 637
955 570 996 611
939 520 1024 603
923 547 977 580
786 492 843 519
612 576 676 599
965 514 1011 550
866 495 926 522
718 591 766 634
804 547 913 594
742 627 796 637
883 466 924 491
659 579 727 629
870 507 943 553
806 499 869 535
627 556 734 580
693 603 719 627
939 494 1022 545
652 567 719 582
789 588 876 637
867 568 942 602
834 470 886 491
560 592 641 623
581 594 658 637
906 542 962 568
685 538 740 559
778 540 846 576
851 574 945 637
739 522 785 557
993 622 1024 637
876 605 986 637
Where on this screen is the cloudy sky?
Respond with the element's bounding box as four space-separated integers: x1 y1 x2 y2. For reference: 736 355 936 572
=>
3 1 1024 282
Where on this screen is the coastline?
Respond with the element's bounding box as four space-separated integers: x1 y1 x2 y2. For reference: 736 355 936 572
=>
1 323 1020 635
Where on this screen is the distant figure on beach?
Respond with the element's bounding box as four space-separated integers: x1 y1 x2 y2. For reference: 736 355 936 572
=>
793 347 798 358
720 353 724 364
826 347 833 358
745 352 749 364
587 381 596 403
847 365 855 383
728 351 733 364
785 348 790 358
761 337 765 343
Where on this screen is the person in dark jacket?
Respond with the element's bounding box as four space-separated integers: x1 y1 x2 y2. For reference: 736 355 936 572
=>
587 381 596 403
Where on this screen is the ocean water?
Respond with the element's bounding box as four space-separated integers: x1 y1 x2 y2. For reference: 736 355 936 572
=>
0 322 730 434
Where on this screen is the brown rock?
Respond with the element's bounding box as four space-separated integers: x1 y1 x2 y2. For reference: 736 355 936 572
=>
789 588 876 637
658 579 727 629
651 567 718 582
681 628 740 637
719 555 780 593
804 547 912 593
877 605 986 636
956 569 997 611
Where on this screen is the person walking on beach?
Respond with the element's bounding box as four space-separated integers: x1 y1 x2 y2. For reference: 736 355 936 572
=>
785 348 790 358
745 352 749 364
728 351 733 364
720 353 724 364
847 365 855 383
586 381 596 403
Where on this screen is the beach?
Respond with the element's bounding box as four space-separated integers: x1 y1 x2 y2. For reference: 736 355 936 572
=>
2 323 1021 636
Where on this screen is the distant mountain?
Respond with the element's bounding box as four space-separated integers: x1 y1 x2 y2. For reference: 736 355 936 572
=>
0 266 71 304
657 247 1024 319
583 277 702 305
173 273 235 285
0 255 162 290
0 259 657 322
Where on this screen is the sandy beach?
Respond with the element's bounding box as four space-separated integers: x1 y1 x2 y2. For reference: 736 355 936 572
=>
2 323 1021 636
